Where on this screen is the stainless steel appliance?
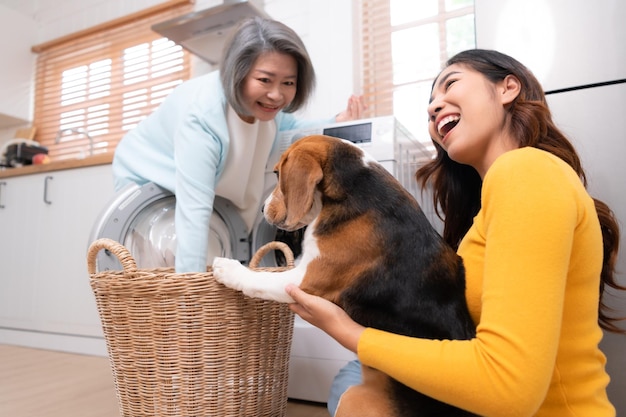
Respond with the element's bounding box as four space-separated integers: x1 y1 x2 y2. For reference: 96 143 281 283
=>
476 0 626 412
151 0 268 65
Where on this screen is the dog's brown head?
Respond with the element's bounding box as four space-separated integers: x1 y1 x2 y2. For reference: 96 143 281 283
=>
264 135 353 231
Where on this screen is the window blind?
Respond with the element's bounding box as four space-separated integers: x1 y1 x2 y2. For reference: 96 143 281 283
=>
32 0 193 160
359 0 394 118
358 0 475 145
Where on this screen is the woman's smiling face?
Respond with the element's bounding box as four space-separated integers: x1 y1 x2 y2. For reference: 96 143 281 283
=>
427 63 520 177
239 51 298 123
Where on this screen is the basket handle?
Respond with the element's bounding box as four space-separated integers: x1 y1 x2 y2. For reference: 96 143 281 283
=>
249 241 295 269
87 238 137 274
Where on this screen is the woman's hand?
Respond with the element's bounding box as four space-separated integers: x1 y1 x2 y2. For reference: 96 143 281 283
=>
335 94 366 122
285 284 365 353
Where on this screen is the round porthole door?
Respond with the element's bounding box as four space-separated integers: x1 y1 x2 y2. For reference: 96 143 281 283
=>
90 182 249 271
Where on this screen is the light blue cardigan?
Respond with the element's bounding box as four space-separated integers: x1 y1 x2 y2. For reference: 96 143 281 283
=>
113 71 326 272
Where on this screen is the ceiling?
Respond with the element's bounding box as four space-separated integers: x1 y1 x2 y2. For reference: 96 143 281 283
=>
0 0 36 17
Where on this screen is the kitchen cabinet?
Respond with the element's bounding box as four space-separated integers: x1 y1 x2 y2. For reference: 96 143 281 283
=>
0 175 41 329
0 164 115 352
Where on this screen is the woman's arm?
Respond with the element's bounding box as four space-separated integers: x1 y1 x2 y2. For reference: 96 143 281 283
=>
285 150 589 416
285 284 364 352
173 108 227 272
335 95 366 122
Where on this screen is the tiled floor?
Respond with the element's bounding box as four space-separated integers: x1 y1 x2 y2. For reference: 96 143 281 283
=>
0 344 329 417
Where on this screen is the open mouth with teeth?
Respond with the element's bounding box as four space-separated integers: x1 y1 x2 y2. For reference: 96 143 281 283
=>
437 115 460 137
259 102 280 110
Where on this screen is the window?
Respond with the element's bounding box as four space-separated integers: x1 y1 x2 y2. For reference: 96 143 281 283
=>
32 1 193 160
359 0 475 147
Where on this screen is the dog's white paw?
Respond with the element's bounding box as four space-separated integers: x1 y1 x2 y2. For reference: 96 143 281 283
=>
213 256 297 303
212 257 248 291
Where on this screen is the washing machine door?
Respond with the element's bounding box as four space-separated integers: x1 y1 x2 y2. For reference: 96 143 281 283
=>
252 213 305 267
89 182 249 272
250 176 306 268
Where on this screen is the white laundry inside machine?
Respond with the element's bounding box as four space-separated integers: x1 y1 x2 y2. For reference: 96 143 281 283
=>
89 127 296 272
89 182 252 271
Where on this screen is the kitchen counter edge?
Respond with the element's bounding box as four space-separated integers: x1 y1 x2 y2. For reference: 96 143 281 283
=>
0 153 114 179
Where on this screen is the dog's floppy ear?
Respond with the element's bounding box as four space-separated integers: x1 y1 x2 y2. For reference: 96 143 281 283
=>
279 151 323 228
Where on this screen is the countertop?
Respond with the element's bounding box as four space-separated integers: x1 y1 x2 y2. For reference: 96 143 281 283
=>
0 153 114 179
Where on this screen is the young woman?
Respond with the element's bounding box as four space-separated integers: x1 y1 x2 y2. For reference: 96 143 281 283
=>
112 17 364 272
286 49 624 416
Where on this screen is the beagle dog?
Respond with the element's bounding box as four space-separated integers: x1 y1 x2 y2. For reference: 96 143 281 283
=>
213 135 477 417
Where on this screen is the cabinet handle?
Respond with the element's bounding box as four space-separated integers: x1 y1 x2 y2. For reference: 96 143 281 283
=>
0 181 5 209
44 176 53 205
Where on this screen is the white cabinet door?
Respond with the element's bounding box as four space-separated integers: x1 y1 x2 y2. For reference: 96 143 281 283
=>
30 165 114 336
0 165 115 338
0 176 41 329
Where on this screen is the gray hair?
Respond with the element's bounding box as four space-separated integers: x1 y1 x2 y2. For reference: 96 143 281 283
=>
220 16 316 115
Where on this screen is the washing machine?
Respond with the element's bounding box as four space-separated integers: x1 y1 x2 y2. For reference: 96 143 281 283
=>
89 183 252 270
273 116 437 402
89 130 297 272
90 116 435 404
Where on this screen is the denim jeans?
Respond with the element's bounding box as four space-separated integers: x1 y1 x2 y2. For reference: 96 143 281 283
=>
327 359 363 416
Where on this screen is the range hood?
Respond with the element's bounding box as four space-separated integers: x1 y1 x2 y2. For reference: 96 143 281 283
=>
152 0 269 65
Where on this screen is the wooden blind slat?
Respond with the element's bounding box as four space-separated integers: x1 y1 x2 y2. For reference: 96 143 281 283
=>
360 0 393 119
33 2 193 160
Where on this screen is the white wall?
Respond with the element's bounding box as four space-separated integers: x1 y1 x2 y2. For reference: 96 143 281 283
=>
264 0 358 120
0 5 36 138
0 0 178 142
0 0 357 144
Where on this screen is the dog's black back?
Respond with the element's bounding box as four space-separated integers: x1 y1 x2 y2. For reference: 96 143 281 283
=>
318 140 477 417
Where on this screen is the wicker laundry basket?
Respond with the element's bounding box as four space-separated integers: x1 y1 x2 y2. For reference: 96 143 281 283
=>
87 238 295 417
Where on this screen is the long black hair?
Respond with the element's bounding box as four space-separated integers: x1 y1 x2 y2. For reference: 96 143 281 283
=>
416 49 624 333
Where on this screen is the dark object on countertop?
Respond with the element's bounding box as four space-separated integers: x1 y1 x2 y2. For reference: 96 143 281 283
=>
5 143 49 167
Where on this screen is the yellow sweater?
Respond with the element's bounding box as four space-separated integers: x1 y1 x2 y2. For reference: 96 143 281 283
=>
358 147 615 416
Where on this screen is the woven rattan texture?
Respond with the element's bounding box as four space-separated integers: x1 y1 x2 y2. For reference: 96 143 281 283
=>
87 239 295 417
